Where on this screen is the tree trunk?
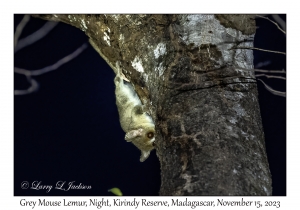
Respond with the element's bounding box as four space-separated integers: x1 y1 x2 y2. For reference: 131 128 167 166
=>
33 14 272 195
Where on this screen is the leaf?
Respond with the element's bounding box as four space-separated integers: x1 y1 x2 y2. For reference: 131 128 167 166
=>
108 187 123 196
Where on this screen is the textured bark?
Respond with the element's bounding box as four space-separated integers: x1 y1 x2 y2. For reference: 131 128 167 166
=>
33 14 272 195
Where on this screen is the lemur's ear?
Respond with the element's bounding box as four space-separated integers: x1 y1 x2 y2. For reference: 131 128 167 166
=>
140 150 150 162
125 129 143 142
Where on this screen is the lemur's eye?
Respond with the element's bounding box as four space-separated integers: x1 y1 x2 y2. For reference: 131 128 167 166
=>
147 132 154 139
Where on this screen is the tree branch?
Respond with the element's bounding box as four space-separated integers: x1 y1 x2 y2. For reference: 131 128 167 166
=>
15 21 59 53
255 74 286 80
14 15 30 47
253 69 285 74
232 46 285 55
256 15 286 35
14 42 87 95
257 79 286 97
271 14 286 32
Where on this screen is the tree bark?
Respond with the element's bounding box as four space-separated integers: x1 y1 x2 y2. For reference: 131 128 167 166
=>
33 14 272 195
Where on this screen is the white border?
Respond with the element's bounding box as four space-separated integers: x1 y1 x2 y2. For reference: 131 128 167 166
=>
1 1 298 209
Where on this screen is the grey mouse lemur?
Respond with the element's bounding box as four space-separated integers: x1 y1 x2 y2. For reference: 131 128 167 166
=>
88 40 155 162
114 63 155 162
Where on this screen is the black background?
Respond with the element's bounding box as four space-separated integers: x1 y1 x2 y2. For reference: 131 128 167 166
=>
14 14 286 196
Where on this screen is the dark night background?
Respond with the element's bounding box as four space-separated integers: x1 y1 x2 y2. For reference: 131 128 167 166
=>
14 14 286 196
